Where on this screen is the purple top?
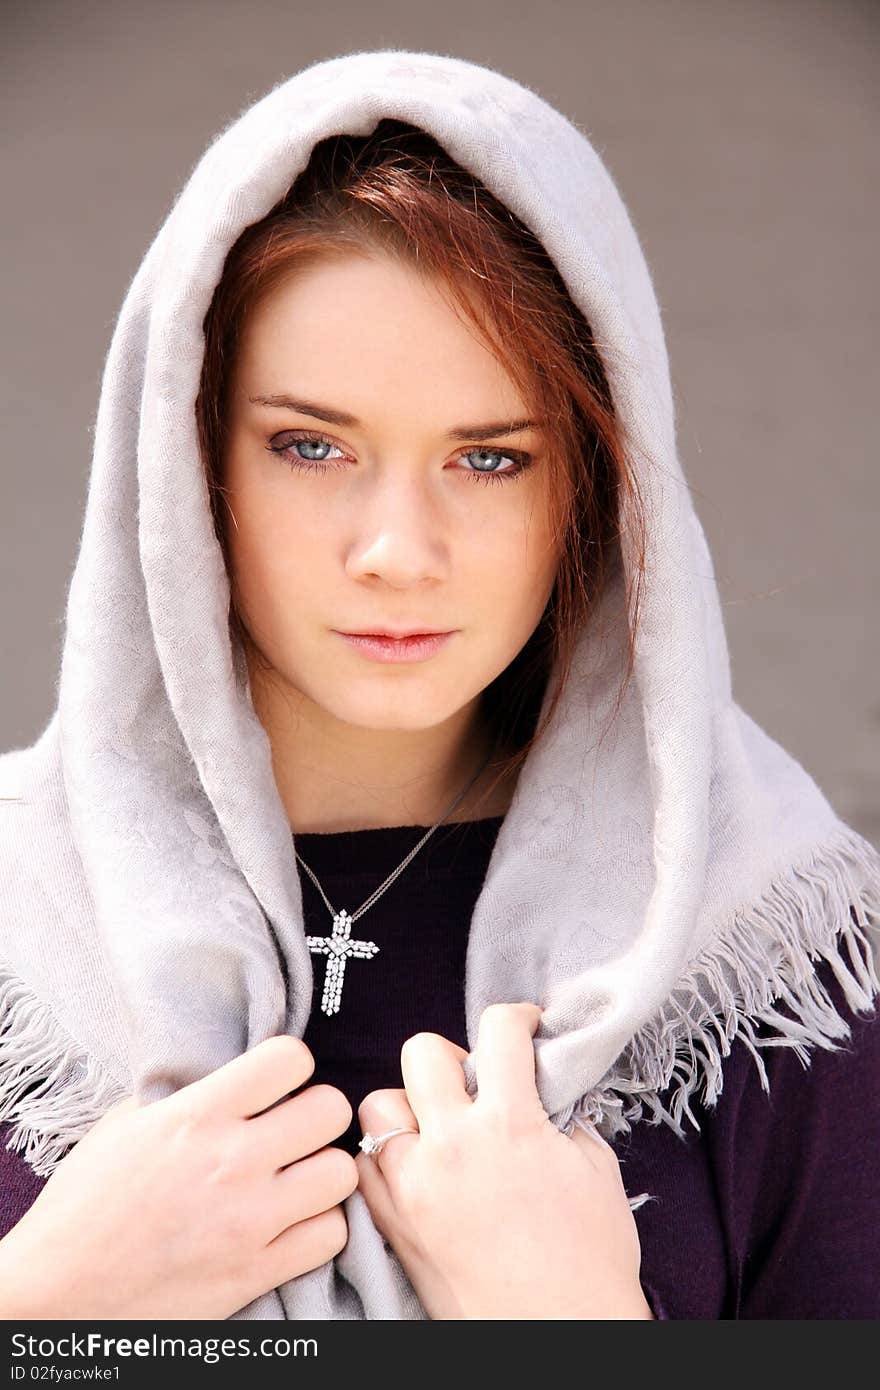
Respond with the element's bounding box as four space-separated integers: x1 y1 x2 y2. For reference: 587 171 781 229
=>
2 816 879 1318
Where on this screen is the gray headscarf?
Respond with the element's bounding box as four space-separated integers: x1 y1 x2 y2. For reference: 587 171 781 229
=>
2 49 878 1319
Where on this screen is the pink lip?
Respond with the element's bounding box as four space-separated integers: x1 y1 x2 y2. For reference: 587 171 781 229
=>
333 631 457 664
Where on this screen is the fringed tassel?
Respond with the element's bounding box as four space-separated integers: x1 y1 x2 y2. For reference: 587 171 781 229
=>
0 965 130 1177
556 825 880 1145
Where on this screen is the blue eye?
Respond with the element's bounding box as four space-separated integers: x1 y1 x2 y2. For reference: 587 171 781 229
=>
267 434 347 471
458 447 530 484
266 432 533 484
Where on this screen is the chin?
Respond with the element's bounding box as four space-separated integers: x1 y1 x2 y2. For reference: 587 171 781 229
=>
328 697 459 734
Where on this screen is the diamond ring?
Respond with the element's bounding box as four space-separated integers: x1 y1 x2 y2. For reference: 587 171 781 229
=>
359 1126 420 1157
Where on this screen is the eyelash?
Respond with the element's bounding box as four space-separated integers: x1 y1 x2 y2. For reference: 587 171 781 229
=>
265 431 533 486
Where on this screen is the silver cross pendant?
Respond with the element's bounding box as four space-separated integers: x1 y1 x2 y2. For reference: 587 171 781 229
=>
305 909 380 1016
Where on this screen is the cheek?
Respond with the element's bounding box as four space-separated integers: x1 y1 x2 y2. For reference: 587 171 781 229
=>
458 528 556 669
475 501 559 604
223 481 318 620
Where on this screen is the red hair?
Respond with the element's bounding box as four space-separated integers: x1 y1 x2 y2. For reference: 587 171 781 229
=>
196 119 647 812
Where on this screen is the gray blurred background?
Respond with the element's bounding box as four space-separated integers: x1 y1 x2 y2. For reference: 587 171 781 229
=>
2 0 877 843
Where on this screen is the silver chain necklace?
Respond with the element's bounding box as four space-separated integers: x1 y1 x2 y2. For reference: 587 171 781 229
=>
295 742 497 1017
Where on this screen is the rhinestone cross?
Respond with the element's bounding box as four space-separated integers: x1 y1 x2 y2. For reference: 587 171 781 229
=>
305 909 380 1016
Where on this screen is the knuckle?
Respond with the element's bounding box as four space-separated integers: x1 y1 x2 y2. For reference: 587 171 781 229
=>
476 1003 507 1038
393 1133 458 1219
482 1002 509 1020
168 1087 208 1137
205 1132 250 1192
482 1000 539 1025
325 1146 359 1196
478 1099 529 1141
359 1085 401 1109
401 1031 440 1058
264 1033 314 1069
211 1171 254 1248
357 1087 401 1125
421 1123 467 1175
311 1083 353 1128
323 1204 349 1256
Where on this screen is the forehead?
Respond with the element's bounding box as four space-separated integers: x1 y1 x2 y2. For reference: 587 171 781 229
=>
234 251 531 415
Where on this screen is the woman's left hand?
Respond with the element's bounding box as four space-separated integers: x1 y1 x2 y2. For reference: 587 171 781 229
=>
355 1001 655 1320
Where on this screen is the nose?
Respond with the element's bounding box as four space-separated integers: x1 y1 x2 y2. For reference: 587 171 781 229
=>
343 469 450 588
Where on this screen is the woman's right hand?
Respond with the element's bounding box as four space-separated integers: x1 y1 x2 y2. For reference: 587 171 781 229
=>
0 1035 357 1320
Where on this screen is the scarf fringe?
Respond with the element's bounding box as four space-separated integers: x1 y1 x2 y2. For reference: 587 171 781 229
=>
3 828 879 1178
556 824 880 1142
0 968 129 1178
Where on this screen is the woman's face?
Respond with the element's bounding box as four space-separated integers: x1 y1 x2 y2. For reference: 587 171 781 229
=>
220 250 562 736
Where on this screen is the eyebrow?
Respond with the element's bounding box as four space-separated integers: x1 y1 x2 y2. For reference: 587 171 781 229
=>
247 394 542 442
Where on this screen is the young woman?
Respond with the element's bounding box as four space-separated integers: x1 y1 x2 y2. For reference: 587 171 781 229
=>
1 50 878 1321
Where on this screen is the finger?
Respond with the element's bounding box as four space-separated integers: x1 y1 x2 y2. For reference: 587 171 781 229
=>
262 1204 349 1288
353 1145 397 1238
254 1083 353 1171
357 1087 419 1144
398 1032 473 1129
473 1001 544 1118
357 1087 420 1175
183 1034 316 1120
268 1143 359 1238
